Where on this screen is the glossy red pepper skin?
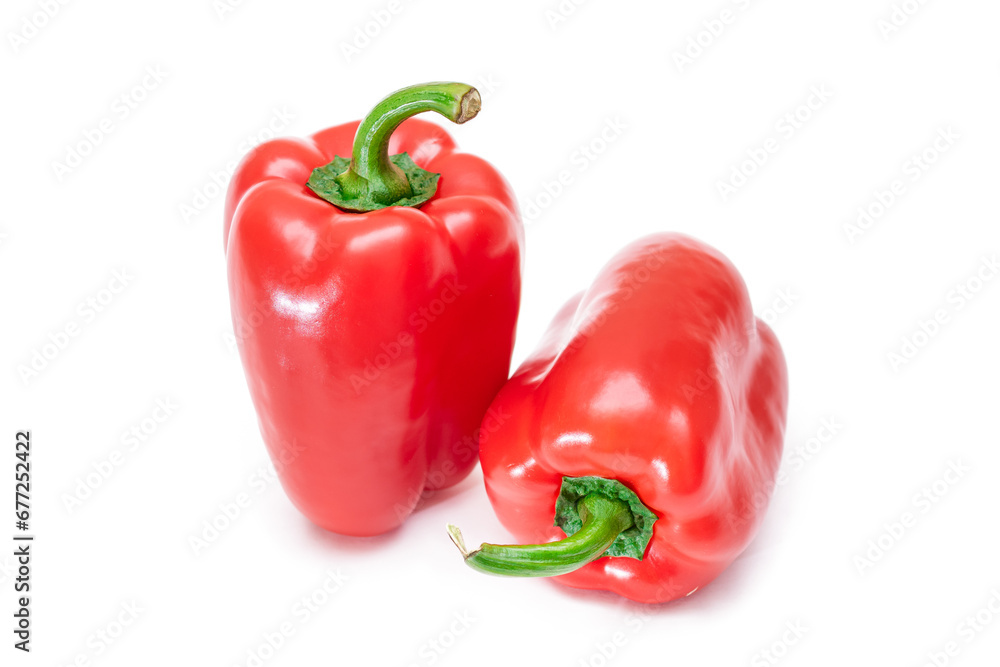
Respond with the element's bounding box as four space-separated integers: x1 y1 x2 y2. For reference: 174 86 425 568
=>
478 234 787 602
224 118 522 536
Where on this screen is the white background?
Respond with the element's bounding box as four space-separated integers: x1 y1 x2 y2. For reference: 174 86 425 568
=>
2 0 999 665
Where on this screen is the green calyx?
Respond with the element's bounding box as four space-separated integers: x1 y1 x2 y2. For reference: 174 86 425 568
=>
307 154 439 210
447 476 657 578
306 82 481 212
554 476 658 560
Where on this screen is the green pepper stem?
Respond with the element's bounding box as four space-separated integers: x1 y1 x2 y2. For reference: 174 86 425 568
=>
447 494 634 578
335 82 480 208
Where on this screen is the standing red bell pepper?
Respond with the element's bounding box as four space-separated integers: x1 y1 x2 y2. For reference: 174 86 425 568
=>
448 234 787 603
225 83 522 536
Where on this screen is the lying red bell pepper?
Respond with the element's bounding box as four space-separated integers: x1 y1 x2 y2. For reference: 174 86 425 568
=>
225 83 522 536
447 234 787 603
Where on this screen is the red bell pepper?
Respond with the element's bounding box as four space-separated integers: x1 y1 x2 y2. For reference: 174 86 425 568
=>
224 83 522 536
448 234 787 603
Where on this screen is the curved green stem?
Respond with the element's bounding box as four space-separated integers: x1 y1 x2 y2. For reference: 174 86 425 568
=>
307 82 480 212
447 494 634 578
